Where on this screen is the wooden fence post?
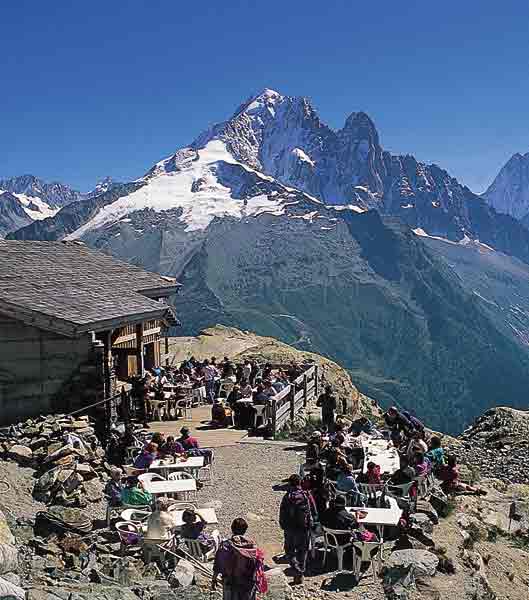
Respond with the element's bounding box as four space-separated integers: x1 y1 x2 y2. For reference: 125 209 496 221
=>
314 365 319 398
303 373 308 407
290 384 295 423
272 397 277 439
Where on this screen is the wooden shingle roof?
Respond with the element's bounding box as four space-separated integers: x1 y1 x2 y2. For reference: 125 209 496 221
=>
0 240 181 336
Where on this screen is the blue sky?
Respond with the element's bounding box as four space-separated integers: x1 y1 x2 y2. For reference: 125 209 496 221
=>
2 0 529 192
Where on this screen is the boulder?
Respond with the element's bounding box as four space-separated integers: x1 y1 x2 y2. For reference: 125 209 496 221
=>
75 463 97 480
0 575 25 599
410 513 434 535
384 549 439 597
0 543 18 575
8 444 33 465
0 511 15 546
385 549 439 578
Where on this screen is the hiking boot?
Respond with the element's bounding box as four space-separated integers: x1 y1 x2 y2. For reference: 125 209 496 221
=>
292 574 304 586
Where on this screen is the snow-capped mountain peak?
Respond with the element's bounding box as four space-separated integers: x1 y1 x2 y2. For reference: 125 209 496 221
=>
235 88 284 119
483 152 529 220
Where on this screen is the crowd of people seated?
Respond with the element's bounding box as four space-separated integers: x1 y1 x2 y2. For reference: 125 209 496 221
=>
126 356 306 433
277 400 487 584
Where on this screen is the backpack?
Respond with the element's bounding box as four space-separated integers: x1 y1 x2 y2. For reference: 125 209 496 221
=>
285 491 312 529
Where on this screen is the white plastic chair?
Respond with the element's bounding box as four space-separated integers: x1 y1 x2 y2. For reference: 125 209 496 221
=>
387 481 417 511
150 399 167 421
358 484 387 507
176 397 193 419
352 541 383 583
120 508 151 523
218 381 235 398
252 404 267 429
106 503 122 528
115 521 143 556
321 527 353 572
168 471 198 501
192 386 206 406
180 529 220 562
197 454 214 483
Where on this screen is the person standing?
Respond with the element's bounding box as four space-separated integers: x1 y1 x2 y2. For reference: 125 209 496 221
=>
279 474 316 585
202 359 219 403
316 385 337 432
212 518 266 600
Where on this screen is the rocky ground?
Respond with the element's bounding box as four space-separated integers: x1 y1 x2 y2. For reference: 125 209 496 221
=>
3 429 529 600
445 407 529 485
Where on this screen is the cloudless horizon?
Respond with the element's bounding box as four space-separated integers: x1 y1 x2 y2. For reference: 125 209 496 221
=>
2 1 529 192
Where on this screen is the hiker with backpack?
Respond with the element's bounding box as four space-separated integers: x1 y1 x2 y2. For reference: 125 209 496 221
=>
212 518 267 600
279 474 318 585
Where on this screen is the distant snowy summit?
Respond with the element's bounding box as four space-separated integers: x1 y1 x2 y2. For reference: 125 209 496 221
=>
8 87 529 267
483 152 529 221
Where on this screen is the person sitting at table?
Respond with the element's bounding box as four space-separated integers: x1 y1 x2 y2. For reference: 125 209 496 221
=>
133 442 158 470
121 476 153 506
388 455 415 486
426 436 446 472
305 431 323 467
349 416 376 437
239 378 253 398
253 384 269 406
272 373 288 393
161 436 185 457
145 497 177 541
263 380 276 398
104 467 124 507
438 454 486 496
211 399 231 428
321 495 359 544
357 461 381 485
406 430 428 463
181 508 218 553
336 464 364 506
226 383 242 407
221 361 237 382
302 463 331 515
325 448 347 481
413 452 430 477
178 427 199 450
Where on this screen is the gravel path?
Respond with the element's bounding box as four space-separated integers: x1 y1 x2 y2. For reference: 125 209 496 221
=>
199 443 300 561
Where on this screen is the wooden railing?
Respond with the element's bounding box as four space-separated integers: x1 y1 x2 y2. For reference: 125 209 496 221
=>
271 364 319 438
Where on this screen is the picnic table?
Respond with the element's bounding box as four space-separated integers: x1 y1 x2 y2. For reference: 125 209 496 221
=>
362 438 400 475
142 478 197 496
150 456 204 476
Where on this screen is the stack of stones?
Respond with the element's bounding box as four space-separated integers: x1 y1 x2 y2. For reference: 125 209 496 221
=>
0 414 108 507
450 407 529 484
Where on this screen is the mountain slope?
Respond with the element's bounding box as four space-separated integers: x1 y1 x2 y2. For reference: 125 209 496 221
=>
171 209 529 432
483 153 529 220
8 89 529 433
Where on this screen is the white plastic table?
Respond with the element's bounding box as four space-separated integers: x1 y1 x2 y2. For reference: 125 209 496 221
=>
150 457 204 472
142 478 197 496
361 438 400 475
169 507 218 527
347 496 402 539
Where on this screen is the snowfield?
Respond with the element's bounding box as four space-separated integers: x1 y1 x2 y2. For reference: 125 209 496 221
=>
66 140 286 239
